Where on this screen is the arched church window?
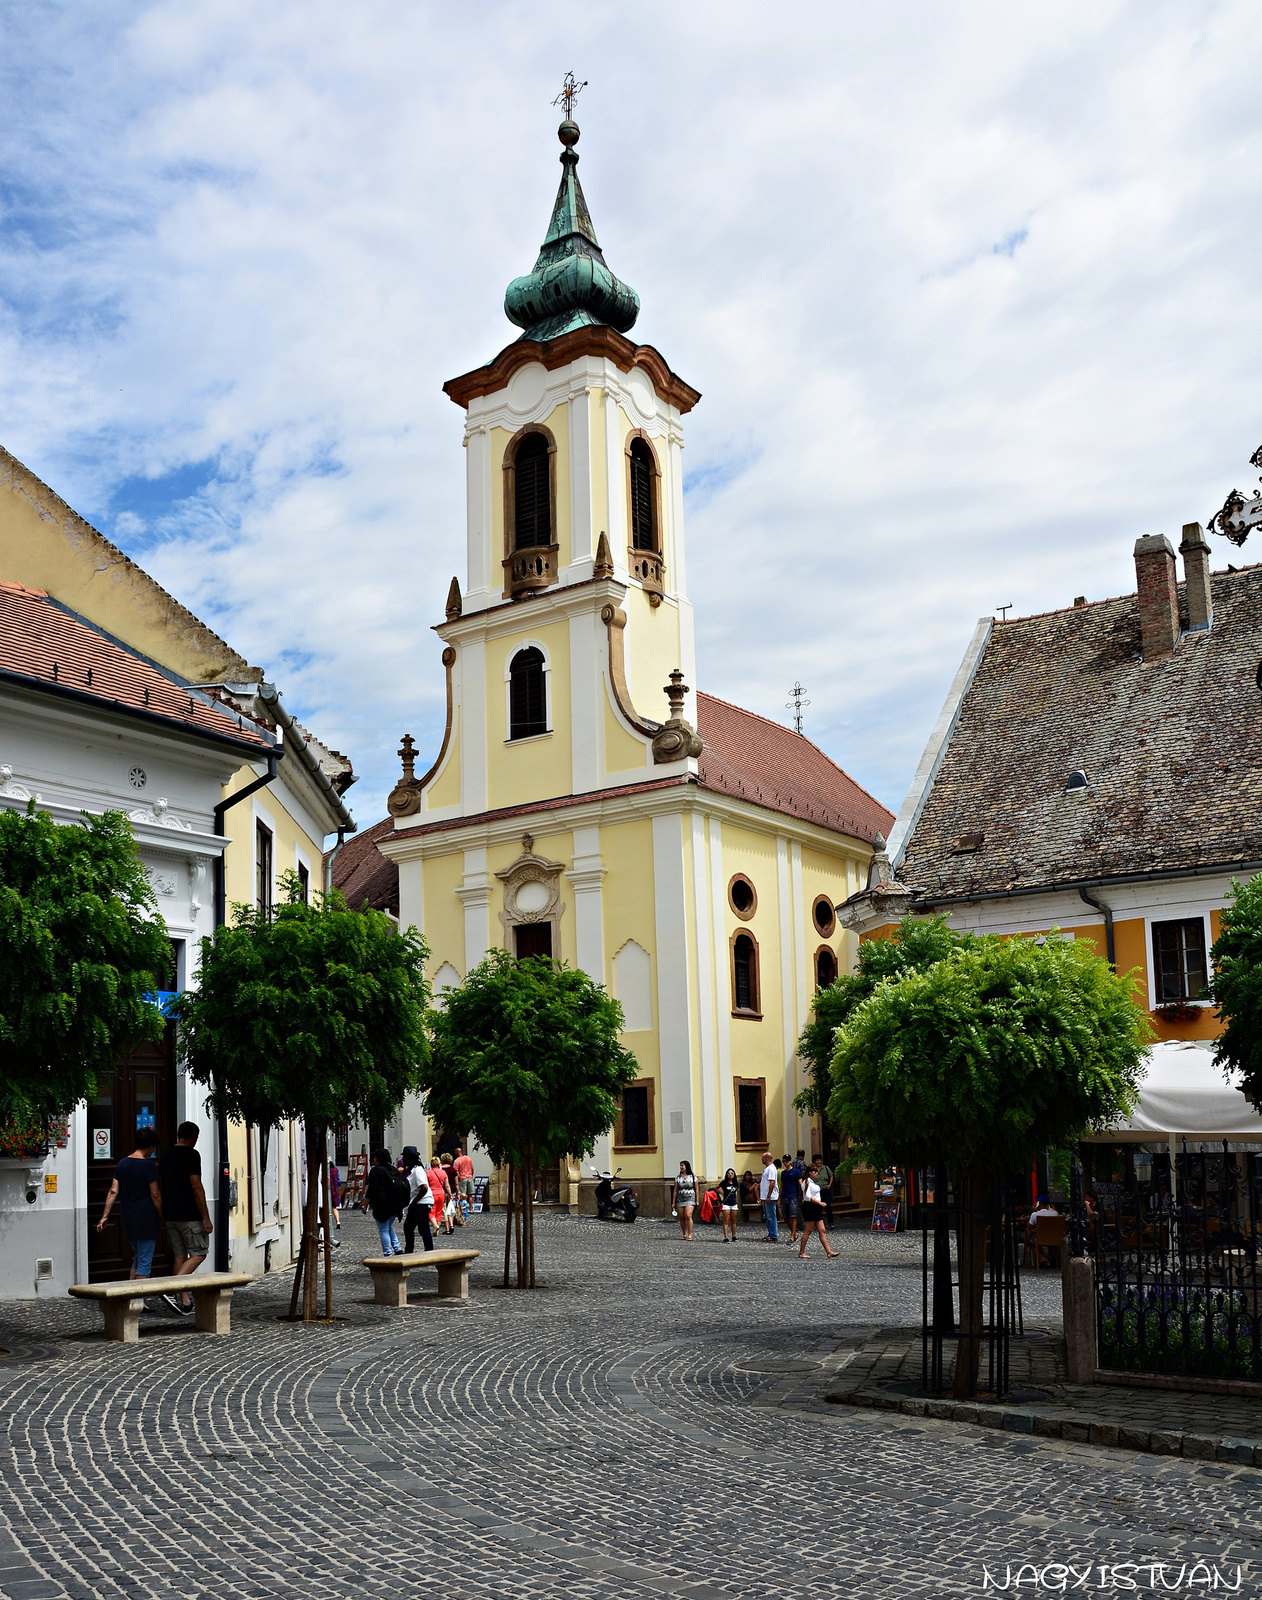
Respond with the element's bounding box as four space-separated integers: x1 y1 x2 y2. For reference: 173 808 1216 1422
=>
732 932 760 1017
508 646 548 740
629 438 656 552
514 433 552 550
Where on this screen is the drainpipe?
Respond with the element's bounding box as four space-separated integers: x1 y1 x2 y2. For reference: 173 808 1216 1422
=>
210 749 281 1272
324 827 347 897
1078 886 1115 969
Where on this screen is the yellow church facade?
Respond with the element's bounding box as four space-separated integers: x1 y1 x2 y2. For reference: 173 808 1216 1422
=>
372 113 891 1210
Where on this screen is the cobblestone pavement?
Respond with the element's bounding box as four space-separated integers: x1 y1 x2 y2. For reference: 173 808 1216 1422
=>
0 1214 1256 1600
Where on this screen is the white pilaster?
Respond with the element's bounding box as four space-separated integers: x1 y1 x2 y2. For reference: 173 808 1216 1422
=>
776 835 796 1154
464 420 494 611
567 375 594 576
666 426 687 601
396 855 423 939
603 386 628 578
568 610 605 793
689 811 719 1179
790 839 811 1153
565 824 606 981
653 811 694 1174
457 846 491 969
708 816 735 1162
458 638 487 816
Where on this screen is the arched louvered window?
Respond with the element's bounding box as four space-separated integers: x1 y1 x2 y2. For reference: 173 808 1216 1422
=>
629 438 656 552
514 433 551 551
508 646 548 740
733 933 759 1015
816 947 838 991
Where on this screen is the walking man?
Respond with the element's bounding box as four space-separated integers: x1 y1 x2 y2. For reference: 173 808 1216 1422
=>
759 1151 780 1242
780 1152 803 1243
157 1122 213 1313
96 1128 163 1284
453 1145 475 1224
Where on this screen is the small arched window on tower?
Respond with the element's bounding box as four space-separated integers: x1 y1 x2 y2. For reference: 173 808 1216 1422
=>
815 947 838 991
514 433 552 550
508 646 548 741
626 435 665 603
732 932 761 1018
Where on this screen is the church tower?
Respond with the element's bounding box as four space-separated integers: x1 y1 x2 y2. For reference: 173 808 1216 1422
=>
376 100 891 1209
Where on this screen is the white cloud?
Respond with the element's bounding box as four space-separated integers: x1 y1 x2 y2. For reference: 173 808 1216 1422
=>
0 0 1258 826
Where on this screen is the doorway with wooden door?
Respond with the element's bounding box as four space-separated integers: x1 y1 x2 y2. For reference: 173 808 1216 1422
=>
86 1029 177 1281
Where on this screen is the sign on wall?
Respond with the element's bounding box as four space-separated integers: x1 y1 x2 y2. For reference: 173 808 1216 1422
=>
93 1128 111 1162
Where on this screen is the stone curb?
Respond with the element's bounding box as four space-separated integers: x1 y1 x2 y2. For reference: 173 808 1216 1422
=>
822 1382 1262 1467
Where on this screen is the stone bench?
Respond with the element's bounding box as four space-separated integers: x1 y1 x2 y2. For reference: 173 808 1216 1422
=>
362 1248 479 1306
69 1272 254 1343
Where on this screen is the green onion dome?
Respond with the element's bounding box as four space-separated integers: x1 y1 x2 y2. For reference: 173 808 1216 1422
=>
504 120 640 343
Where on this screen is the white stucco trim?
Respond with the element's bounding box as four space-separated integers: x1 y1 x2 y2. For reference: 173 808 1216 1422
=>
653 812 694 1174
503 637 553 740
689 810 720 1178
887 616 993 869
708 816 736 1161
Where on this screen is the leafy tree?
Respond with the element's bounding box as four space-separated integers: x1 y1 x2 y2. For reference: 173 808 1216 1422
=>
795 916 971 1118
1209 874 1262 1100
174 874 430 1320
829 930 1148 1396
422 949 639 1288
0 805 170 1131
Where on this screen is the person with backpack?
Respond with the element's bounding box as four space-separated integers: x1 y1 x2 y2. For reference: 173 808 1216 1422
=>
400 1146 434 1254
366 1148 407 1256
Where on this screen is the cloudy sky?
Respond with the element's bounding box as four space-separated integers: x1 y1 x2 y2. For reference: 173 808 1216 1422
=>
1 1 1258 827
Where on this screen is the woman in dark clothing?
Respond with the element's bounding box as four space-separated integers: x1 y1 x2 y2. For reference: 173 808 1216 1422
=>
400 1146 434 1254
366 1148 403 1256
718 1167 740 1242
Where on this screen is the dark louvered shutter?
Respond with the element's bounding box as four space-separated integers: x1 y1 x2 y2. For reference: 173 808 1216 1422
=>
734 935 754 1011
629 439 655 551
514 435 551 550
509 647 547 739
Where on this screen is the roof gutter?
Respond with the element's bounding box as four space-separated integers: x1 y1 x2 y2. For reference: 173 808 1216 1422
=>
255 682 356 834
1078 886 1115 969
916 857 1262 912
0 666 277 759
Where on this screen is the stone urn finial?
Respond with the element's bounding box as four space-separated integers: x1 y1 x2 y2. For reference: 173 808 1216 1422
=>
387 733 423 817
651 669 704 764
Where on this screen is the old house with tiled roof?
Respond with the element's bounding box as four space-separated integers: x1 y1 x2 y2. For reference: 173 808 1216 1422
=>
842 524 1260 1045
0 447 358 1293
340 115 891 1210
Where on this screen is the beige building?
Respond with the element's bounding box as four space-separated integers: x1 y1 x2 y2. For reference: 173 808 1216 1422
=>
341 114 891 1211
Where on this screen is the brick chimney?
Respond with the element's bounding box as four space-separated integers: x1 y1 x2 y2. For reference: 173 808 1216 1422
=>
1134 534 1179 659
1178 521 1213 633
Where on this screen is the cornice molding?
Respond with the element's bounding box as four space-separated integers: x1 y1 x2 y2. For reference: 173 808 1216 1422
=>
444 328 701 416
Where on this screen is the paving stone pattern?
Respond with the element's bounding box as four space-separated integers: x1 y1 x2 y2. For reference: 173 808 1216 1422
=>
819 1327 1262 1465
0 1215 1256 1599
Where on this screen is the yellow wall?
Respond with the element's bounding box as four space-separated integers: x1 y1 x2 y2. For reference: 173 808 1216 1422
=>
425 709 462 811
485 620 573 808
421 850 466 976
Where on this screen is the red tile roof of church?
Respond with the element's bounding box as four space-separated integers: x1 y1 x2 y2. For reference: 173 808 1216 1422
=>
0 580 273 752
695 692 892 844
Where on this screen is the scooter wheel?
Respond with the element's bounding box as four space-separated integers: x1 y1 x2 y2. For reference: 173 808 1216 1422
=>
623 1210 637 1223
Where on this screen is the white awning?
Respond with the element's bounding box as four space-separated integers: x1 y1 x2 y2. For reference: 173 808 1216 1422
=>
1083 1040 1262 1142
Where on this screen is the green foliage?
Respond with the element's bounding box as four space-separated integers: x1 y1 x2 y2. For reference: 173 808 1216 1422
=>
828 931 1150 1178
0 805 170 1125
422 948 639 1168
174 874 430 1129
1209 874 1262 1099
795 916 972 1116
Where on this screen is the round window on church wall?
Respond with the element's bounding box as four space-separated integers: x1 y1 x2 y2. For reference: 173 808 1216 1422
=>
728 874 757 921
813 895 836 937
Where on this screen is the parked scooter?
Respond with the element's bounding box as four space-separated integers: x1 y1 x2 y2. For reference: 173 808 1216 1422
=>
591 1167 640 1223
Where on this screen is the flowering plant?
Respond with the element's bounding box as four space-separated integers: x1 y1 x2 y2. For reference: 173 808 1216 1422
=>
0 1114 67 1159
1154 1001 1203 1024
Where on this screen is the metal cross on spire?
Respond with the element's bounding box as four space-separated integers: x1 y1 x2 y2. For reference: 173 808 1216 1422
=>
553 72 588 120
786 683 810 735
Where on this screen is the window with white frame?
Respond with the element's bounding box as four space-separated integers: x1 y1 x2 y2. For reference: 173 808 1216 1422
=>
1151 917 1208 1003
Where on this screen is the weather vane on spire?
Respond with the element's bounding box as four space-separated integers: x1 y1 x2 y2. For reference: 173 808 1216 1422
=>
553 72 588 120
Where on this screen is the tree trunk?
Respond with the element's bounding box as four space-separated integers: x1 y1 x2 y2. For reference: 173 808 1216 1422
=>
932 1154 956 1337
287 1226 305 1321
525 1149 536 1289
514 1164 524 1289
953 1164 988 1398
302 1121 321 1323
320 1126 334 1321
503 1162 515 1288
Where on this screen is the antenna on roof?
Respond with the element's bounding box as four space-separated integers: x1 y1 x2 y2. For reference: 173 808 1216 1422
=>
996 604 1013 621
785 683 810 735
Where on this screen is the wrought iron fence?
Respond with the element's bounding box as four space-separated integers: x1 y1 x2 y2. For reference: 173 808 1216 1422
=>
1073 1144 1262 1382
913 1159 1024 1398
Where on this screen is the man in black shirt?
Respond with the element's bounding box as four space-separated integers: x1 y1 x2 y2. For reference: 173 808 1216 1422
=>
97 1129 163 1280
158 1123 213 1314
